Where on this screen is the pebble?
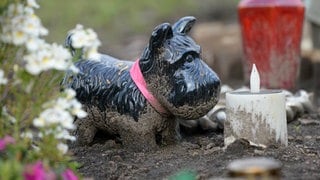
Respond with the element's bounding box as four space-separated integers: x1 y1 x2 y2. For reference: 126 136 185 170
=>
101 150 113 157
295 144 303 148
254 149 265 155
134 152 145 157
204 147 220 155
108 161 117 173
139 167 149 173
191 151 199 156
305 135 312 140
112 155 123 162
206 143 215 150
288 135 294 141
293 157 301 161
181 141 200 150
298 119 320 125
295 136 303 143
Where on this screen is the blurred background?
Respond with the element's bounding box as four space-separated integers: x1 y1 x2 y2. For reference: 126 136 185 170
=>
37 0 315 90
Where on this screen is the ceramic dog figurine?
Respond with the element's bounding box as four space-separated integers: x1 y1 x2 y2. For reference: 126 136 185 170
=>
62 16 221 151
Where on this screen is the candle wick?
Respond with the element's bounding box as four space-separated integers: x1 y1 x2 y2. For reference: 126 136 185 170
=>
250 64 260 93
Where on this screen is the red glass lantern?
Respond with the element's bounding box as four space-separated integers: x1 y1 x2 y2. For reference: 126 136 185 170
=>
238 0 305 89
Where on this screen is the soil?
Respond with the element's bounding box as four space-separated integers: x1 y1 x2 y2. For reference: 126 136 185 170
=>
71 112 320 180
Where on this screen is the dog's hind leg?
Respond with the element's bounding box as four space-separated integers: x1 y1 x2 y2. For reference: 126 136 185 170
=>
73 117 97 146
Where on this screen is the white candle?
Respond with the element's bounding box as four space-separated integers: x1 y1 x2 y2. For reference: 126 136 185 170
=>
250 64 260 93
225 64 287 147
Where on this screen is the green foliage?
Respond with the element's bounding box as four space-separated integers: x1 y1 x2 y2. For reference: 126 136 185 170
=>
37 0 197 43
0 43 63 138
0 42 76 178
0 1 81 178
169 170 197 180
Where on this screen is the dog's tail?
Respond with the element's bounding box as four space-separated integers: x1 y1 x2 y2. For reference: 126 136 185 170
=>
65 33 76 56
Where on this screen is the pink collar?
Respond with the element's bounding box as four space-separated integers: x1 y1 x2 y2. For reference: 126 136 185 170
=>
130 59 171 116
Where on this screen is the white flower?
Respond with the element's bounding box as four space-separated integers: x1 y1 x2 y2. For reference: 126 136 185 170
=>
33 87 86 138
57 143 68 154
11 29 28 45
7 4 24 17
33 116 46 127
51 43 72 70
24 48 53 75
69 64 79 73
22 14 47 37
72 24 83 32
25 37 44 51
21 131 34 139
32 144 40 152
2 106 16 123
85 48 101 60
55 128 76 141
0 69 8 85
33 106 75 130
0 31 13 43
63 88 76 99
27 0 40 9
0 3 47 46
55 98 71 110
69 99 87 118
68 24 101 59
23 43 72 75
36 108 74 129
70 30 87 48
60 117 75 130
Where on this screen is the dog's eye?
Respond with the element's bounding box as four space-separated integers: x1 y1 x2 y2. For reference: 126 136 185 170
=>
186 55 193 62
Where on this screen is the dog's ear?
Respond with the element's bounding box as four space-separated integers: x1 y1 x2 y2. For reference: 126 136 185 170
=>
149 23 173 50
172 16 196 34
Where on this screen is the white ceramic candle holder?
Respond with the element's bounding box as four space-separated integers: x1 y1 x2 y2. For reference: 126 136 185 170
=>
224 64 288 147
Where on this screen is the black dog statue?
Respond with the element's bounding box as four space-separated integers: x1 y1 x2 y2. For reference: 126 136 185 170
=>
62 16 221 151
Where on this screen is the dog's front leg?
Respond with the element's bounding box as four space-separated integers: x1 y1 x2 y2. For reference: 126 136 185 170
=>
156 118 179 146
119 125 159 152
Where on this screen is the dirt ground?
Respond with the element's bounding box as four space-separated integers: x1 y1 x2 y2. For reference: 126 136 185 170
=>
70 110 320 180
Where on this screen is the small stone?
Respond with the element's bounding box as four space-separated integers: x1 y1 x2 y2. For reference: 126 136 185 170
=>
288 135 294 141
191 151 199 156
305 135 312 140
112 155 123 162
298 119 320 125
206 143 215 150
293 157 300 161
107 161 117 173
295 136 303 143
204 147 220 155
101 150 113 157
139 167 149 173
254 149 265 155
181 141 200 150
295 144 303 148
134 152 145 157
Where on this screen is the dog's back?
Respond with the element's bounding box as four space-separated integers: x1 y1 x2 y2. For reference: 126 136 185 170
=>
62 55 146 120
